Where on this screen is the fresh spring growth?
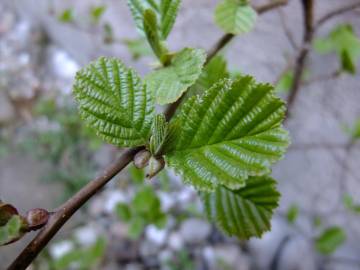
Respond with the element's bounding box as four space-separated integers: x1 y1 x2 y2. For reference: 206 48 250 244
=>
71 0 290 239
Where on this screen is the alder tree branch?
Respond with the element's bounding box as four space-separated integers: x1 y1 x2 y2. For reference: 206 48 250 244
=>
8 1 289 269
285 0 314 118
315 1 360 30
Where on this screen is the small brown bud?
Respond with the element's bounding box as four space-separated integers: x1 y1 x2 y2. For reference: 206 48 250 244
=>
146 156 165 179
26 208 50 231
134 149 151 169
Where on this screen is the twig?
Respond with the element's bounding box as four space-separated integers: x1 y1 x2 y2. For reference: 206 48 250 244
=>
8 1 290 269
303 69 341 86
285 0 314 118
315 2 360 30
278 8 298 50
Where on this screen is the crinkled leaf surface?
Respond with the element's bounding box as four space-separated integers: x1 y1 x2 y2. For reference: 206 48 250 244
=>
150 114 168 155
73 57 154 147
201 176 280 239
128 0 180 39
164 77 289 191
146 48 206 104
215 0 257 35
314 24 360 73
193 55 229 94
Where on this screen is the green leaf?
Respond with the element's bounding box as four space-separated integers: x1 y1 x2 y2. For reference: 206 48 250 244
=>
143 9 168 61
53 238 106 270
146 48 206 104
286 204 299 224
215 0 257 35
314 24 360 74
343 194 360 214
127 0 181 39
123 38 153 60
0 216 25 246
129 164 145 184
275 71 294 93
133 186 159 213
341 50 356 74
201 176 280 239
193 55 229 94
150 114 168 155
90 5 106 24
103 23 114 44
116 203 132 222
164 77 289 191
58 9 74 23
159 0 181 39
315 226 346 255
128 217 145 239
73 57 155 147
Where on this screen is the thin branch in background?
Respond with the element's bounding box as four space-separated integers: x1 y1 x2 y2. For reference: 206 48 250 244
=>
303 69 341 86
285 0 314 118
315 1 360 30
278 8 298 50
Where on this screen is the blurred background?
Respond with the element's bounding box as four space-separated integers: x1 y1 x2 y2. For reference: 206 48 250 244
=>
0 0 360 269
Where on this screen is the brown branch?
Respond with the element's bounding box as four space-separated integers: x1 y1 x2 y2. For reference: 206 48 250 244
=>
315 1 360 30
285 0 314 118
8 1 290 269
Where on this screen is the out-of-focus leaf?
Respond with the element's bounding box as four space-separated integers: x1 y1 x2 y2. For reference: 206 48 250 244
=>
286 204 299 224
123 38 152 60
116 203 132 222
90 5 106 24
0 216 26 246
314 24 360 74
215 0 257 35
343 194 360 214
58 9 74 23
315 226 346 255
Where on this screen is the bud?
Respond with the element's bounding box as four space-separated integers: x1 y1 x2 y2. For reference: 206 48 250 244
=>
133 149 151 169
26 208 50 231
146 156 165 179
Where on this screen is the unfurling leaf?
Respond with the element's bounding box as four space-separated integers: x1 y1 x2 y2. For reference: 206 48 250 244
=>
127 0 181 39
73 57 155 147
149 114 168 156
143 9 168 62
315 226 346 255
201 176 280 239
215 0 257 35
164 77 289 191
146 48 206 104
314 24 360 74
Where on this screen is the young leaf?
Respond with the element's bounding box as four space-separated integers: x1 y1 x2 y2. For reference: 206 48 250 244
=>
315 226 346 255
215 0 257 35
127 0 160 35
73 57 155 147
201 176 280 239
314 24 360 74
150 114 168 155
164 77 289 191
343 194 360 214
146 48 206 104
193 55 229 94
127 0 181 39
159 0 181 39
143 9 168 61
